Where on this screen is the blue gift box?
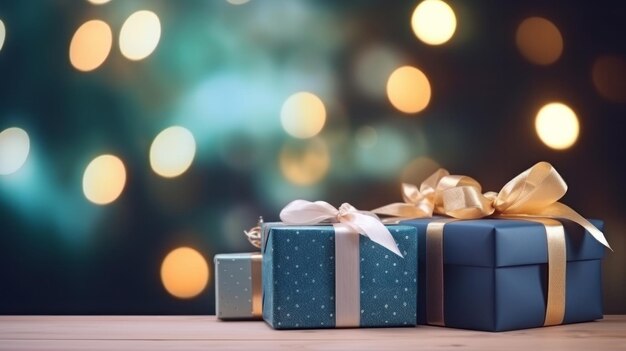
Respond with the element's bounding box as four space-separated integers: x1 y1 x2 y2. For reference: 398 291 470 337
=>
261 224 418 329
214 252 262 320
401 218 605 331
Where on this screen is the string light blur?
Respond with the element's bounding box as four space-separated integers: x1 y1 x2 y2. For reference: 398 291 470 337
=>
150 126 196 178
280 92 327 139
591 55 626 103
0 19 6 53
87 0 111 4
387 66 431 114
0 127 30 175
119 10 161 61
161 247 209 299
279 138 330 186
82 154 127 205
535 102 579 150
69 20 112 72
516 17 563 65
411 0 457 46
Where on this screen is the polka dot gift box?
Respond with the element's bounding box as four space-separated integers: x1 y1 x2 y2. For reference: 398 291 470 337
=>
261 200 418 329
214 252 262 320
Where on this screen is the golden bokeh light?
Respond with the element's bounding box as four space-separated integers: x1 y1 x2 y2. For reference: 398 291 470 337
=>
280 92 327 139
161 247 209 299
0 19 6 53
411 0 457 45
150 126 196 178
87 0 111 4
0 127 30 175
82 154 127 205
69 20 112 72
401 156 440 184
387 66 431 114
119 10 161 61
516 17 563 65
535 102 579 150
592 55 626 103
279 138 330 186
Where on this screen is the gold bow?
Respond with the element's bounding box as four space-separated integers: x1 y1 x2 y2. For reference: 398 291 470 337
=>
373 161 610 249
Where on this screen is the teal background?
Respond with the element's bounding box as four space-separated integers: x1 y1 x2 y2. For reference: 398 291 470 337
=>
0 1 624 314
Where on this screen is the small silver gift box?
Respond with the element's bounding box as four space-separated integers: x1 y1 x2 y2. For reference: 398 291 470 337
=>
214 252 262 320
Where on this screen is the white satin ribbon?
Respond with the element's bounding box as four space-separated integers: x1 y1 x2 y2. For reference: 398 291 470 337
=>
280 199 403 257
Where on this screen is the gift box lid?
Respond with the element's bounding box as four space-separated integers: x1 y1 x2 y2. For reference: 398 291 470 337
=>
402 218 605 268
214 252 260 262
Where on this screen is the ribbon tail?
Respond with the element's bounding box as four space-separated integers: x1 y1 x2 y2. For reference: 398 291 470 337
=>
533 202 612 251
371 203 431 219
347 213 403 257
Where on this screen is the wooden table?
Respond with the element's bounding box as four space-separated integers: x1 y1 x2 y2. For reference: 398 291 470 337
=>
0 315 624 350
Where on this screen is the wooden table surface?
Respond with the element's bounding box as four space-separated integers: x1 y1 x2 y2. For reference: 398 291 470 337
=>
0 315 625 350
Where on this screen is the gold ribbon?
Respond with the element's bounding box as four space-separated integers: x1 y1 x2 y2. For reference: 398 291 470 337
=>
243 219 264 318
373 161 610 327
251 253 263 318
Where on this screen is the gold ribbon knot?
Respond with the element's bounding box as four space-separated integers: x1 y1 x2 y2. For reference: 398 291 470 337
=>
374 161 610 249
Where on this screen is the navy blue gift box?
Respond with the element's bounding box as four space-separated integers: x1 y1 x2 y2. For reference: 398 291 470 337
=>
261 224 418 329
402 218 605 332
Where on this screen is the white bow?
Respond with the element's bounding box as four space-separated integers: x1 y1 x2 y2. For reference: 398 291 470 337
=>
279 199 403 257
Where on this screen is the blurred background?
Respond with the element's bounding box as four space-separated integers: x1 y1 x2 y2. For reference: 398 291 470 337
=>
0 0 624 314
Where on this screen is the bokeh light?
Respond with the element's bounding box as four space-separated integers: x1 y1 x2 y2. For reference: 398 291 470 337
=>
355 126 378 149
279 138 330 186
87 0 111 4
411 0 457 46
119 10 161 61
400 156 440 184
82 154 127 205
353 44 406 99
0 19 6 53
592 55 626 103
0 127 30 175
535 102 579 150
69 20 112 72
516 17 563 65
150 126 196 178
161 247 209 299
280 92 327 139
387 66 431 114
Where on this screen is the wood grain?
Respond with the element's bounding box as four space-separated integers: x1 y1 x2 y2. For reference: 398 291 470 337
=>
0 315 624 350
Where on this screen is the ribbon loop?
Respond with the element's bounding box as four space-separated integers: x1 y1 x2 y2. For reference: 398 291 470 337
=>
280 200 403 257
494 161 567 214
